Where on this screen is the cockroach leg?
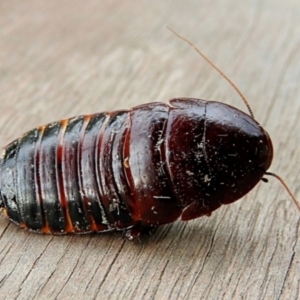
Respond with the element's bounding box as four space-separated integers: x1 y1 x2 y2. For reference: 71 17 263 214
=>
123 224 158 242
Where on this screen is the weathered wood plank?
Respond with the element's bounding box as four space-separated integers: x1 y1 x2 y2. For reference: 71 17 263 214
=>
0 1 300 299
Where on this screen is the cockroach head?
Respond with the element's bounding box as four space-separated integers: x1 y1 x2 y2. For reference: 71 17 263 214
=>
167 98 273 220
201 101 274 204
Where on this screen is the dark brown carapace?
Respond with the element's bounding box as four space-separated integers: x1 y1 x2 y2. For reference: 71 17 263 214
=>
0 99 273 238
0 29 298 240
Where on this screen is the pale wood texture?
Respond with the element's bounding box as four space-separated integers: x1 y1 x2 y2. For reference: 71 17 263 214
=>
0 1 300 299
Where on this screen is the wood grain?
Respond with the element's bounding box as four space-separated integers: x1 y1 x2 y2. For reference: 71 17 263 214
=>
0 1 300 299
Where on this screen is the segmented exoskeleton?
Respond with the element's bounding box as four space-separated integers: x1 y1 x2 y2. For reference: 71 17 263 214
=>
0 99 273 238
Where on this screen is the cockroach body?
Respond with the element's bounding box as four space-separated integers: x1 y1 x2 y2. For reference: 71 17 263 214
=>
0 98 273 238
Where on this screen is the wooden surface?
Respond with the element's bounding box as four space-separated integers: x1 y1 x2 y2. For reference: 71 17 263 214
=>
0 1 300 299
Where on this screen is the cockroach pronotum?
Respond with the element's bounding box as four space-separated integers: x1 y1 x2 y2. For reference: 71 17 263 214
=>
0 28 299 241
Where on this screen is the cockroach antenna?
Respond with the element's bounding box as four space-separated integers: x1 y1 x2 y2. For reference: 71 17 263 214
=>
265 172 300 212
167 25 300 214
166 25 255 119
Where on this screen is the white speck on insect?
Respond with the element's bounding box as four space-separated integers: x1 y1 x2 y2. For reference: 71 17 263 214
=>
153 196 171 199
204 175 211 182
151 206 158 214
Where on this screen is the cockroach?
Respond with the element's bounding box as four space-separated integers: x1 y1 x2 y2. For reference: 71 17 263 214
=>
0 28 299 241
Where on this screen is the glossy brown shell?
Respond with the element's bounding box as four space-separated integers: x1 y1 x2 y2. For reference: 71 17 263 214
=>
0 98 273 234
